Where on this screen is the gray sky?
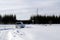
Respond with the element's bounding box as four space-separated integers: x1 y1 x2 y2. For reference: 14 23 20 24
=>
0 0 60 20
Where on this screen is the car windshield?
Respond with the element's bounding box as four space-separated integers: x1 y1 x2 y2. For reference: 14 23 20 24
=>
16 22 23 24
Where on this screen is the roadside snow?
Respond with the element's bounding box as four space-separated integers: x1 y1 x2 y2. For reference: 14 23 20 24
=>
0 24 60 40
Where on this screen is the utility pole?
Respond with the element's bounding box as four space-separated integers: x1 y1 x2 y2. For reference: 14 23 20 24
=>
36 8 39 24
37 8 38 16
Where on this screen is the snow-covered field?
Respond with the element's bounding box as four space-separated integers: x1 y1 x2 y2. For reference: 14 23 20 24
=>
0 24 16 30
0 24 60 40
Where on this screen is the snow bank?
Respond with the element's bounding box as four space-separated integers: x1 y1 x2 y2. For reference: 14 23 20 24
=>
0 24 60 40
0 24 16 29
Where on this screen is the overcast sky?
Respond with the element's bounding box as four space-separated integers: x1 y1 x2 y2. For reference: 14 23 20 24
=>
0 0 60 20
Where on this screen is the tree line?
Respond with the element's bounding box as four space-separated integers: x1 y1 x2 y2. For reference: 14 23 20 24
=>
0 15 16 24
30 15 60 24
0 14 60 24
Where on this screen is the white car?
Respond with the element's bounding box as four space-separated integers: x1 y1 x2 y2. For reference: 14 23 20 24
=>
16 22 25 28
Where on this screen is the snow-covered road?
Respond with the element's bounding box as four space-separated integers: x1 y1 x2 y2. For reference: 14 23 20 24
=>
0 24 60 40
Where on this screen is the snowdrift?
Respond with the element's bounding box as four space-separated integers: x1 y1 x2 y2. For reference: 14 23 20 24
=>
0 24 60 40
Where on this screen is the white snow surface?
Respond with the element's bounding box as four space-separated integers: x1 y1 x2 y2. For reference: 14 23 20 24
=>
0 24 60 40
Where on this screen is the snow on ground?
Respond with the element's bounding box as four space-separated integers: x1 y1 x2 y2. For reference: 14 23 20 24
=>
0 24 16 29
0 24 60 40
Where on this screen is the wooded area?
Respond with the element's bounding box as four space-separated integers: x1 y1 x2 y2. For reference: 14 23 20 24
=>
30 15 60 24
0 15 16 24
0 15 60 24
